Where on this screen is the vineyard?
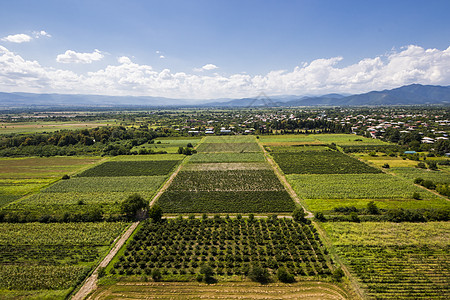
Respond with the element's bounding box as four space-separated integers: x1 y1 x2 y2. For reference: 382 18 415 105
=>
0 222 128 295
390 167 450 184
77 160 180 177
272 151 382 174
109 217 333 278
323 222 450 299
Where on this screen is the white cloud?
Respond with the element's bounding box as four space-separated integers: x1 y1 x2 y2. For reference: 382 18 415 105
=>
194 63 219 72
56 49 104 64
34 30 51 38
1 33 32 43
159 55 165 59
1 45 450 99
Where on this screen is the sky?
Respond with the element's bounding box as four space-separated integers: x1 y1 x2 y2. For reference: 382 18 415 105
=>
1 0 450 100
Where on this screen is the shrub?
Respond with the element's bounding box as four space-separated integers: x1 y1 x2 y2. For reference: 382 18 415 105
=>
151 268 162 282
148 205 163 223
62 174 70 180
199 264 216 284
414 177 424 185
367 201 380 215
382 163 390 168
331 267 345 282
277 267 295 283
416 162 426 169
315 212 326 222
292 207 306 222
422 180 436 190
248 265 271 284
121 193 147 220
412 192 421 200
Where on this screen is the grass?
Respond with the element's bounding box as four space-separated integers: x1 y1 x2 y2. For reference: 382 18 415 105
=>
322 222 450 299
133 138 201 153
182 162 271 171
188 152 266 163
77 160 180 177
355 153 419 168
272 151 381 174
0 121 111 134
196 143 261 153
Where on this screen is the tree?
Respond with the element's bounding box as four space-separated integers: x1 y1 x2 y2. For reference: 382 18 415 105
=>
248 265 271 284
277 267 295 283
331 267 345 282
199 264 216 284
367 201 380 215
121 193 147 220
148 204 163 223
152 268 162 281
292 207 306 222
315 212 326 222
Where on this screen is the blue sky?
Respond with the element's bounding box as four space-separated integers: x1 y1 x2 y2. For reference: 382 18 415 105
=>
1 0 450 99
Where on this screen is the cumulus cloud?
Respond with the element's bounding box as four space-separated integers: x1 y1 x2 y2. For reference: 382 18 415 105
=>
1 33 32 43
34 30 51 38
56 49 104 64
194 63 219 72
1 45 450 99
159 55 165 59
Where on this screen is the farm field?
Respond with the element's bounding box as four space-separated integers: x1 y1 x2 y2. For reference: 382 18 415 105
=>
0 121 112 134
322 222 450 299
390 167 450 184
272 151 381 174
0 156 101 207
182 162 271 171
260 134 390 146
90 281 350 300
355 153 420 168
188 152 266 163
196 142 261 153
77 160 180 177
111 154 185 161
133 137 201 154
287 173 447 211
0 222 128 299
266 145 329 152
108 217 333 278
202 135 257 143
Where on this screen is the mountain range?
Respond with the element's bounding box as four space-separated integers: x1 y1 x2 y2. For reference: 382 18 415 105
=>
0 84 449 109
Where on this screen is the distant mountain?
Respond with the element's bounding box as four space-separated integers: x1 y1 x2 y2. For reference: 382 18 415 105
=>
0 92 197 108
0 84 449 108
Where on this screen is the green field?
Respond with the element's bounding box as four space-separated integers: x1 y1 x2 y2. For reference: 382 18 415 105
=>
202 136 256 143
157 191 295 213
0 157 101 207
390 167 450 184
134 138 201 153
0 121 112 134
196 142 261 153
169 170 285 192
188 152 266 163
109 217 331 277
110 154 185 161
287 173 447 211
272 151 381 174
77 160 180 177
323 222 450 299
0 222 128 298
182 162 271 171
260 134 389 146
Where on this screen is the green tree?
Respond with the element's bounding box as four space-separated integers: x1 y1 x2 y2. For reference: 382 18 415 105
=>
199 264 216 284
367 201 380 215
248 265 271 284
152 268 162 281
331 267 345 282
276 267 295 283
148 204 163 223
121 193 147 220
292 207 306 222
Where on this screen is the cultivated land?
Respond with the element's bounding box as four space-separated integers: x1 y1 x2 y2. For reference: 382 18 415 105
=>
0 110 449 300
322 222 450 299
0 222 128 299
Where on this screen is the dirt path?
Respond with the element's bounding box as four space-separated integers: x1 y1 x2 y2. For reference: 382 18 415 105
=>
149 162 184 207
72 222 139 300
258 141 314 218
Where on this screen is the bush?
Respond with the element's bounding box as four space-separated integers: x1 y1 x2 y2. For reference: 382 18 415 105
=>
148 205 163 223
315 212 326 222
381 163 390 169
414 177 424 185
292 207 306 222
426 161 438 170
62 174 70 180
248 265 271 284
412 192 421 200
277 267 295 283
416 162 426 169
121 193 147 220
151 268 162 282
331 267 345 282
199 264 216 284
422 180 436 190
349 212 360 223
367 201 380 215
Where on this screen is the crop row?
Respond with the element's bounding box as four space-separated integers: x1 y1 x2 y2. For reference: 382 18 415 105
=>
157 191 296 213
196 143 261 153
272 151 381 174
202 136 256 143
169 170 285 191
323 222 450 299
77 160 180 177
0 222 128 291
188 152 266 163
110 217 332 277
390 167 450 184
